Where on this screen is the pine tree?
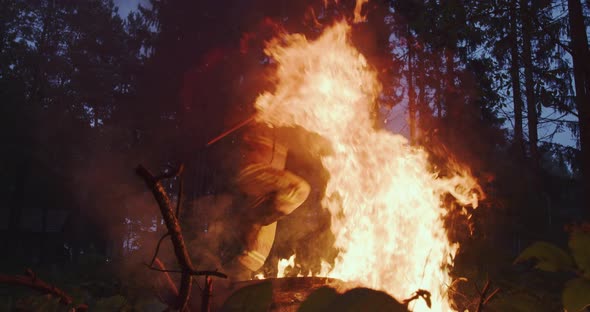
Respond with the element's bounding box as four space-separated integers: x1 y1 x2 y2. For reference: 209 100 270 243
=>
567 0 590 210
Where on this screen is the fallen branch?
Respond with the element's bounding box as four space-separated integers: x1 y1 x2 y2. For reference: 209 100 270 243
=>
136 164 227 311
0 269 88 311
475 280 491 312
483 287 500 306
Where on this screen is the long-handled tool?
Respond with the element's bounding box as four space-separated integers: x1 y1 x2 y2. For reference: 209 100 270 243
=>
206 114 257 146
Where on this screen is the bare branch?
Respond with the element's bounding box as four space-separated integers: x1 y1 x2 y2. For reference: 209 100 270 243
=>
153 258 179 303
154 164 185 181
483 287 501 305
144 263 228 278
176 173 184 217
201 276 213 312
149 232 171 268
475 280 491 312
136 164 193 310
0 270 73 305
136 164 227 311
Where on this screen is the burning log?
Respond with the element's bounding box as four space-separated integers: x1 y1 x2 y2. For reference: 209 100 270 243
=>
221 276 350 311
220 277 419 312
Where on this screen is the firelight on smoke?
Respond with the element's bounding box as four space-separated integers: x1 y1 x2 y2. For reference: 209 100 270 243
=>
255 21 480 312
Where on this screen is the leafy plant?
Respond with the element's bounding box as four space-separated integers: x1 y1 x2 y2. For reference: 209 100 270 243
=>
515 230 590 312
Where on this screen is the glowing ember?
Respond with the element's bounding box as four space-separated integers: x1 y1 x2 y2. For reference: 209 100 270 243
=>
255 22 479 311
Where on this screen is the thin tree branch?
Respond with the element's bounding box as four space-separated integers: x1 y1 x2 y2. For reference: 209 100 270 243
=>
136 164 227 311
149 232 171 267
153 258 179 303
0 269 88 311
531 13 590 76
539 122 563 141
483 287 500 305
154 164 185 181
176 173 183 217
538 112 577 124
144 263 227 278
201 276 213 312
0 269 72 304
475 280 491 312
136 164 192 310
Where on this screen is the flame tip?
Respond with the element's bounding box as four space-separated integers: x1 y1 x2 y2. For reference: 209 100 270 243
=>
255 16 480 311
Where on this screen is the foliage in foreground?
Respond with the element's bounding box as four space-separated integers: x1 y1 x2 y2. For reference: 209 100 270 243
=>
514 229 590 312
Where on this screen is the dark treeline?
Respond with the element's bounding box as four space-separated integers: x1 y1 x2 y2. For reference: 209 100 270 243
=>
1 0 588 310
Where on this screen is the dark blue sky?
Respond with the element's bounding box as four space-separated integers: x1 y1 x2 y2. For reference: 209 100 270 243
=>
114 0 144 17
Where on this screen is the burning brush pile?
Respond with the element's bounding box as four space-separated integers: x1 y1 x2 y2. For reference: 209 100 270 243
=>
243 11 482 312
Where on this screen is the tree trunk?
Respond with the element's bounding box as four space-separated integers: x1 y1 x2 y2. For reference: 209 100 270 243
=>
407 27 417 144
9 171 25 232
520 0 539 169
441 0 459 134
8 162 28 256
417 49 429 132
510 0 525 157
445 49 456 120
39 205 48 264
567 0 590 210
434 55 443 119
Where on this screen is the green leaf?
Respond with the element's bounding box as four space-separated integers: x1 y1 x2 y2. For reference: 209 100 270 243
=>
569 232 590 278
562 278 590 312
514 241 574 272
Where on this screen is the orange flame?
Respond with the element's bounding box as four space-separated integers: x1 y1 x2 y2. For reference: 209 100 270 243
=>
353 0 369 23
255 21 479 311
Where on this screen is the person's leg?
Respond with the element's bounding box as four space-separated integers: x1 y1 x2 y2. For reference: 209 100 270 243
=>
223 222 277 278
224 164 310 277
235 163 311 223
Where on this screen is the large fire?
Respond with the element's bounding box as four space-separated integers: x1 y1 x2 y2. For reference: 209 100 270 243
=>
254 21 480 311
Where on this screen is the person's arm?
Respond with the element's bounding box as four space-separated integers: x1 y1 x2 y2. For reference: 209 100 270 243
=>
279 126 334 160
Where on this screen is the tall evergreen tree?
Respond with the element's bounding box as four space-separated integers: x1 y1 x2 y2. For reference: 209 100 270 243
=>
520 0 540 168
510 0 526 157
0 0 147 262
567 0 590 209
